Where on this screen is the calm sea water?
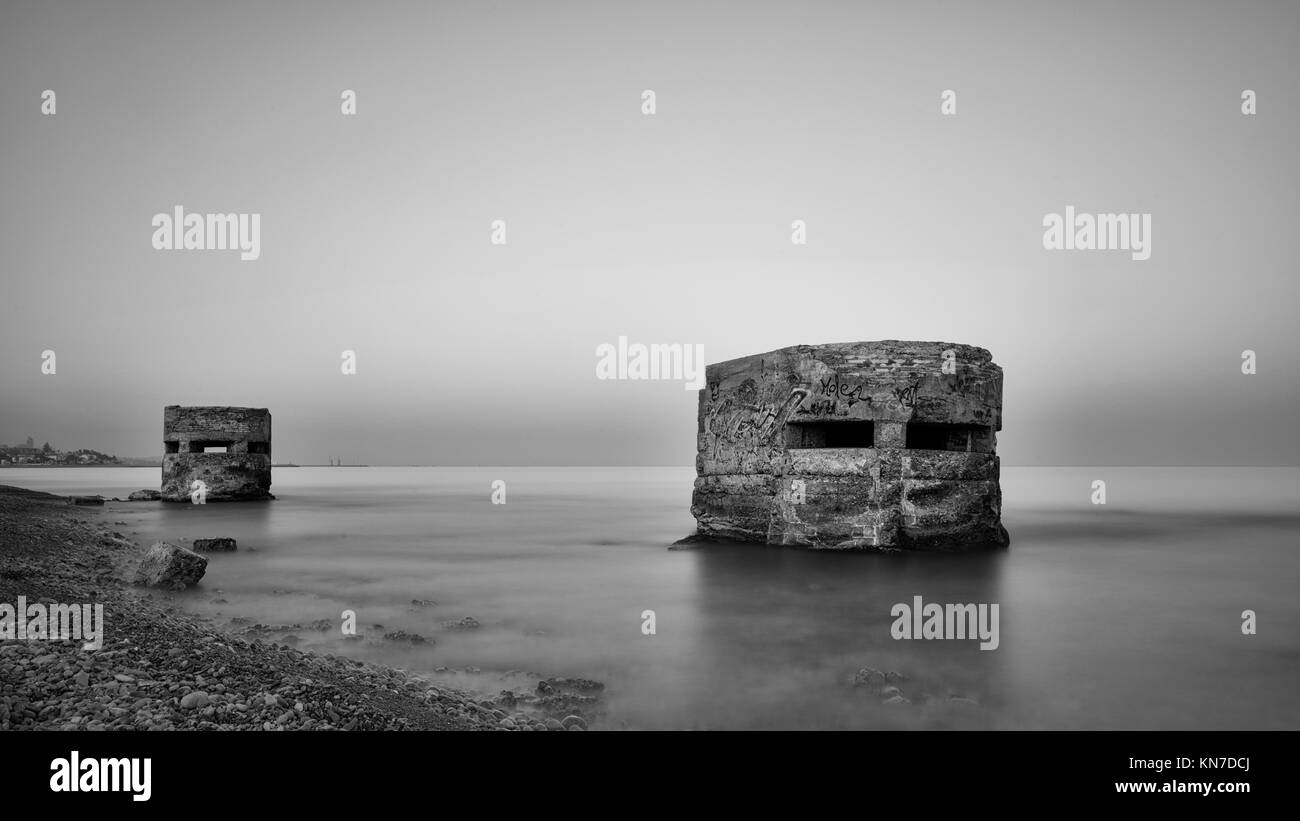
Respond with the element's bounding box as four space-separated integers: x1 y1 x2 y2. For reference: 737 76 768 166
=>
3 465 1297 730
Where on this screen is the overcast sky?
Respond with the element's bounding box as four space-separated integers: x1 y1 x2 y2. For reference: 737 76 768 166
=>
1 0 1296 465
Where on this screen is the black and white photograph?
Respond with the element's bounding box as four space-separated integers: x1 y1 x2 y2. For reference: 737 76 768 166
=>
0 0 1294 805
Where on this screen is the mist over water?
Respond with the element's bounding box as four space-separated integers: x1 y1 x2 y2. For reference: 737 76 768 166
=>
4 465 1297 730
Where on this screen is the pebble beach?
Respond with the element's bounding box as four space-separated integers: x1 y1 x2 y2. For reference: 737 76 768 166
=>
0 485 588 731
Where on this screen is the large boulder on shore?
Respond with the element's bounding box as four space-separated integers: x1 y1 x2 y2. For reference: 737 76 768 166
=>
134 541 208 589
128 489 162 501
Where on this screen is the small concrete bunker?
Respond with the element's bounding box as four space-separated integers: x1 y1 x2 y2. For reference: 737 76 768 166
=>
690 341 1007 550
160 406 273 501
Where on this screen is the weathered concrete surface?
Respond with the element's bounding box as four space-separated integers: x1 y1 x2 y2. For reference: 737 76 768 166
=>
160 406 272 501
690 341 1008 550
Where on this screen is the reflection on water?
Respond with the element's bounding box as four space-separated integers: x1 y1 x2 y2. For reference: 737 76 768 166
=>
3 466 1297 730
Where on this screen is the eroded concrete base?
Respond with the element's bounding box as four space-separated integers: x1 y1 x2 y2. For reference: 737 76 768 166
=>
161 454 273 501
692 449 1007 550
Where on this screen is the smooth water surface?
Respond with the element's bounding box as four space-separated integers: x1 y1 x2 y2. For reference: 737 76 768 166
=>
3 465 1296 730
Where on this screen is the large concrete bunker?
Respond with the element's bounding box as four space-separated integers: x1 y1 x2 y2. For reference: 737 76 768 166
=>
160 406 273 501
690 341 1008 550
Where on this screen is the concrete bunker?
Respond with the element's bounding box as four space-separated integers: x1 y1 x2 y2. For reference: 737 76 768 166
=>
690 341 1008 550
160 406 273 501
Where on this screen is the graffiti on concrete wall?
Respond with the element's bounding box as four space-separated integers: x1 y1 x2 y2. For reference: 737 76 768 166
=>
817 374 868 405
707 384 810 459
891 380 919 410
